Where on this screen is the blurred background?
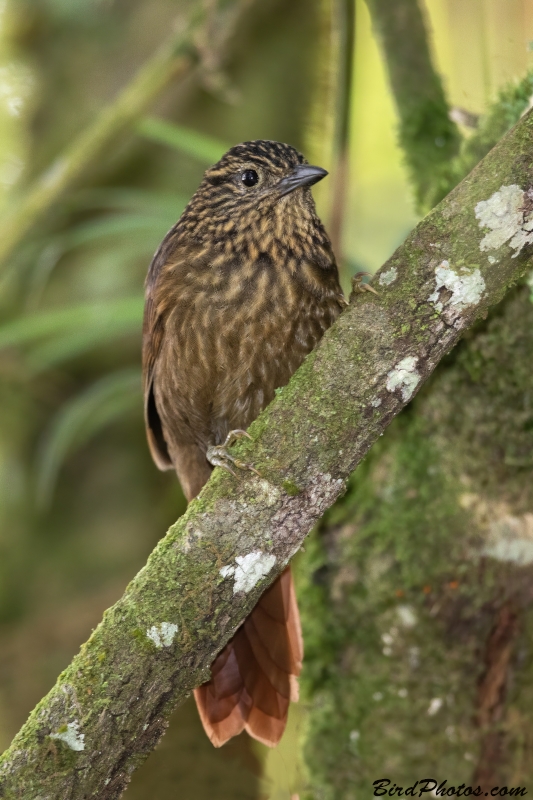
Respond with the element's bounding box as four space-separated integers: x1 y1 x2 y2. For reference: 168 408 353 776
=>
1 1 533 798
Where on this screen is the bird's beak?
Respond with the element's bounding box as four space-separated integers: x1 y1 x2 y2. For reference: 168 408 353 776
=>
278 164 328 197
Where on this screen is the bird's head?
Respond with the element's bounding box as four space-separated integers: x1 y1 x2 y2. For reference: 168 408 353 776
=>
179 140 328 243
205 140 327 205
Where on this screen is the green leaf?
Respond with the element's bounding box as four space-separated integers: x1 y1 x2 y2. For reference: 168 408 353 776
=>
26 326 137 374
137 117 229 164
61 212 177 250
21 191 186 303
67 188 188 214
0 296 143 350
35 368 142 508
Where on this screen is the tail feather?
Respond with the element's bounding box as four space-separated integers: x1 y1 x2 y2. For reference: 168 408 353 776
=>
244 703 287 748
193 566 303 747
234 628 288 715
242 616 295 698
194 686 247 745
209 646 242 699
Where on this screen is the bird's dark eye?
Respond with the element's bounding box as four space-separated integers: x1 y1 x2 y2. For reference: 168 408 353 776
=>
241 169 259 187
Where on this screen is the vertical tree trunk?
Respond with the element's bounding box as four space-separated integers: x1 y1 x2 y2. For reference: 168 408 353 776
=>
364 0 461 211
299 284 533 796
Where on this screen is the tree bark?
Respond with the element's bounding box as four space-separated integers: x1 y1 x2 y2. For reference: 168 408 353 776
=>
300 283 533 797
1 105 533 799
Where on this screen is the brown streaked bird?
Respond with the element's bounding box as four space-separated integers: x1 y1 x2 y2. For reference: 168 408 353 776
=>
142 139 345 747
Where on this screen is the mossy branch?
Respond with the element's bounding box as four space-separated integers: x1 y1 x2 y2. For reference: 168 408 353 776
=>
367 0 533 214
364 0 462 212
449 70 533 193
0 0 252 271
2 106 533 798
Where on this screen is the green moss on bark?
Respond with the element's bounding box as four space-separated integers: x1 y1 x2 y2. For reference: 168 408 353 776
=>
364 0 462 213
298 286 533 798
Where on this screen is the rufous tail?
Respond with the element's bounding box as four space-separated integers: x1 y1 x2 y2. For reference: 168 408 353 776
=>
193 566 303 748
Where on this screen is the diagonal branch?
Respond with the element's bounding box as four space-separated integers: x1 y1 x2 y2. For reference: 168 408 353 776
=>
1 108 533 798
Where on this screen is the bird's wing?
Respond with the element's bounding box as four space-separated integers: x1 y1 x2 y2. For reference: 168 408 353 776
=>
142 228 182 470
143 305 171 469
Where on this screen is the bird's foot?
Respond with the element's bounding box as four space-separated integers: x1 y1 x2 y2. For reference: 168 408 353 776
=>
207 430 261 478
350 271 379 301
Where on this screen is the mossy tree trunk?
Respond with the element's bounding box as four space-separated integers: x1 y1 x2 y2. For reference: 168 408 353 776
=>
299 284 533 797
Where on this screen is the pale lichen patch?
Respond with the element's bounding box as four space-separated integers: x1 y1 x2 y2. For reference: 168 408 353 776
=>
482 513 533 565
50 720 85 751
428 261 485 313
255 479 281 507
475 184 533 257
379 267 397 286
463 492 533 566
396 605 417 628
370 397 382 408
386 357 421 402
146 622 178 649
219 550 276 594
219 565 234 580
427 698 443 716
